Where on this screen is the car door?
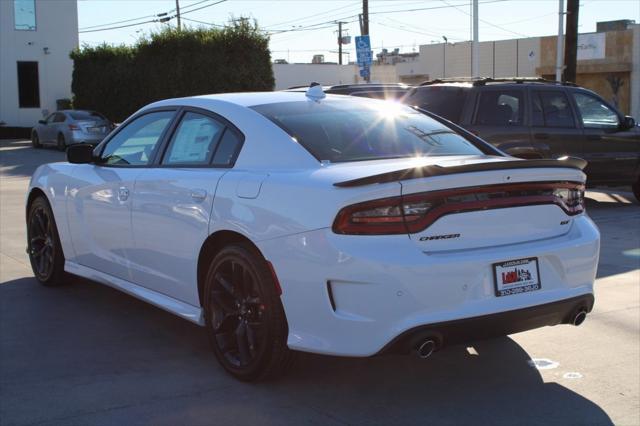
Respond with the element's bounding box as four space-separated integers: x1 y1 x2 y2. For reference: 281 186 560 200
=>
529 88 583 159
570 90 640 184
130 108 244 305
465 87 533 157
66 109 176 281
40 113 57 143
51 112 67 141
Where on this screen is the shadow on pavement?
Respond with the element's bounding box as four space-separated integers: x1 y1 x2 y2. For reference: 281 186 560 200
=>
0 139 65 178
0 275 613 426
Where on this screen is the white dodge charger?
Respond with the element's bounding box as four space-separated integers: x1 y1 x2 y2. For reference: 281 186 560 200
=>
26 87 600 381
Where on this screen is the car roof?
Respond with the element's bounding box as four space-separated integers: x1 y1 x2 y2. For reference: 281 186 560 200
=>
152 90 392 108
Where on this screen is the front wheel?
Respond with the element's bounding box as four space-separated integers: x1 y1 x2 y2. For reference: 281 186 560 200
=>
27 196 66 286
633 177 640 203
204 243 292 381
31 132 41 148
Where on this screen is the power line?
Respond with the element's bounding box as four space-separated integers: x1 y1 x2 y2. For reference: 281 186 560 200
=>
440 0 529 38
178 0 227 16
78 0 226 32
79 19 162 34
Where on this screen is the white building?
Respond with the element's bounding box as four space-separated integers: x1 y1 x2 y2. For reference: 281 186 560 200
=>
0 0 78 129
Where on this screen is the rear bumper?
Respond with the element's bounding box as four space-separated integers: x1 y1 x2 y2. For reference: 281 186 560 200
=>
380 294 594 354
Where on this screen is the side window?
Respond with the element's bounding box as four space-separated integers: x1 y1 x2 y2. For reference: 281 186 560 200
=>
100 111 174 166
44 113 56 124
53 113 66 123
212 128 243 166
162 112 225 166
532 91 575 128
573 92 619 130
475 90 524 126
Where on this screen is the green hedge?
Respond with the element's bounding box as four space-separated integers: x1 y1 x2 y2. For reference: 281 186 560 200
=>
70 20 274 122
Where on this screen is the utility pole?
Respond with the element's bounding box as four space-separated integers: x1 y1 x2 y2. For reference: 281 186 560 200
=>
362 0 369 36
555 0 565 81
175 0 181 30
471 0 479 78
563 0 579 82
363 0 370 82
337 21 345 65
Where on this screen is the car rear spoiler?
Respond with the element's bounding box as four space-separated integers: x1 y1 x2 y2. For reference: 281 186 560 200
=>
334 157 587 188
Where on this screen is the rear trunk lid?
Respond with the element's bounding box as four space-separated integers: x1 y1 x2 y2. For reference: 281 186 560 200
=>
399 162 585 252
332 156 586 251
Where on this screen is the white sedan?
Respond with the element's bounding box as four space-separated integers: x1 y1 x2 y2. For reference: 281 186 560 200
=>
26 87 600 381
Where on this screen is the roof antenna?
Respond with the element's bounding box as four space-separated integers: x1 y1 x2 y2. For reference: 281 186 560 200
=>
306 82 326 101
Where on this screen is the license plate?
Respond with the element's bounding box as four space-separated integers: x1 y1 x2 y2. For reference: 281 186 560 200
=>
88 126 105 133
492 257 541 297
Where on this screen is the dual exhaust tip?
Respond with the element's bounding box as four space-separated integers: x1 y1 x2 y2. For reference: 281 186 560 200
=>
414 308 588 359
572 308 588 326
416 338 437 359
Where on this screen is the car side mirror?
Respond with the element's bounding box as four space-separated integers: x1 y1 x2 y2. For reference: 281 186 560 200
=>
67 144 95 164
622 115 636 130
38 120 46 125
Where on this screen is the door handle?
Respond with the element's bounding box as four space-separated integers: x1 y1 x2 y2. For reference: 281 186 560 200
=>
534 133 550 139
190 189 207 201
117 186 130 201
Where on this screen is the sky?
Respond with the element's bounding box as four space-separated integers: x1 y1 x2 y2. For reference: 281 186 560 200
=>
78 0 640 63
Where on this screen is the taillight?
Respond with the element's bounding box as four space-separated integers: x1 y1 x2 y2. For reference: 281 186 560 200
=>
553 187 585 215
68 124 80 131
333 182 584 235
333 196 408 235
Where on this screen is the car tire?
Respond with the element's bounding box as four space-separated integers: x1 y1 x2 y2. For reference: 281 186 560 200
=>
203 243 292 382
31 132 41 148
633 177 640 203
27 196 66 286
57 134 66 151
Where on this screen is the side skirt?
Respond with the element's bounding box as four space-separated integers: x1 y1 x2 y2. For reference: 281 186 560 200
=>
65 261 205 326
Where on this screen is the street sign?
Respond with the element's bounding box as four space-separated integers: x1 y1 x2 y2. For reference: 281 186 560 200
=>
355 35 372 68
359 67 370 78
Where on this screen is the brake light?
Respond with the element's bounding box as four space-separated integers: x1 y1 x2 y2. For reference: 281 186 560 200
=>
68 124 80 131
333 182 584 235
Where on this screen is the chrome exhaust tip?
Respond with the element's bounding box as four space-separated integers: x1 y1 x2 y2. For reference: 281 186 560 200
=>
416 339 436 359
573 309 587 326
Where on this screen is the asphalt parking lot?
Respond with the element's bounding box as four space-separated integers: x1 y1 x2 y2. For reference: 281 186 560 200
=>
1 138 638 426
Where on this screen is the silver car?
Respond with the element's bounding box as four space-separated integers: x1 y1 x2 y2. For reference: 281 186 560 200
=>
31 110 113 150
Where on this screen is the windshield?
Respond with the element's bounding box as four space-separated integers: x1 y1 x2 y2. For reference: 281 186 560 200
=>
251 99 483 163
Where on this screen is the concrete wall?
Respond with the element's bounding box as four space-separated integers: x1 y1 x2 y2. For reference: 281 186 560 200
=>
0 0 78 128
273 64 358 90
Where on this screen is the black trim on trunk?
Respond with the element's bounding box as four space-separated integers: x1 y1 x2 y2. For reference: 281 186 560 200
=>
334 157 588 188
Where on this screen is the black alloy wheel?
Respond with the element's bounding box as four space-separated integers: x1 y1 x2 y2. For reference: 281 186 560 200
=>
27 196 65 285
204 244 291 381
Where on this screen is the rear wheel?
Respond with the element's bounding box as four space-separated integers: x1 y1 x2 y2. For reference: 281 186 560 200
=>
203 243 291 381
633 177 640 203
57 133 66 151
31 132 41 148
27 196 66 286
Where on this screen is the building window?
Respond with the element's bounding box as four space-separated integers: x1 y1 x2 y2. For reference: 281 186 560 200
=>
14 0 36 31
17 62 40 108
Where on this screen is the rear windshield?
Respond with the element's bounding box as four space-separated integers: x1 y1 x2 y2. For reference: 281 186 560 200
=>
406 86 467 123
69 111 107 121
251 99 483 163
